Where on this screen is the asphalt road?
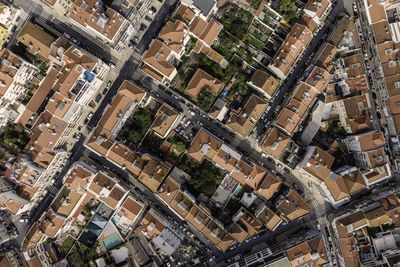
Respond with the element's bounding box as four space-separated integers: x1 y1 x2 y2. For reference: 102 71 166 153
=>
12 0 118 64
80 150 217 256
9 0 347 262
254 1 345 138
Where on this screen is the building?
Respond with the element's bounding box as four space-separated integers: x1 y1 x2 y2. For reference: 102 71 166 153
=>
17 21 56 62
151 104 180 138
141 40 178 84
158 20 190 59
248 70 280 99
342 131 388 170
226 94 268 137
69 0 132 45
42 0 73 14
285 235 328 267
276 189 310 221
261 126 291 160
187 128 222 162
0 49 38 127
185 68 223 100
268 24 313 79
181 0 217 21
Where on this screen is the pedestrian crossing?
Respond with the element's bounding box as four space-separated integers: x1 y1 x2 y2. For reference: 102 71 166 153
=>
82 149 91 158
47 184 59 196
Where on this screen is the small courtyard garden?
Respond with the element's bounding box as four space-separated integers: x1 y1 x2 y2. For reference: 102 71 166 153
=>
117 108 154 145
177 155 226 198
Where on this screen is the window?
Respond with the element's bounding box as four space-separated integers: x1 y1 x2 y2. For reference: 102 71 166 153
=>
389 61 397 68
357 101 365 111
385 48 393 55
395 81 400 89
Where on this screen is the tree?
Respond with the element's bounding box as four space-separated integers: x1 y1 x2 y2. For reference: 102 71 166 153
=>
327 120 348 139
197 89 215 112
278 0 300 24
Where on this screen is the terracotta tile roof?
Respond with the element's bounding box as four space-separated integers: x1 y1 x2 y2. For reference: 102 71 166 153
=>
389 94 400 115
27 110 67 152
346 75 369 94
106 142 131 167
159 20 188 53
140 209 166 238
275 107 301 135
88 172 127 209
217 233 235 252
226 94 268 137
157 175 181 205
185 204 211 231
343 53 366 78
270 24 312 77
376 41 400 66
212 144 241 173
250 70 280 97
304 0 330 19
137 154 170 192
64 164 93 189
286 235 328 267
199 19 222 47
257 207 282 231
69 0 125 41
118 196 144 222
86 128 114 157
190 16 208 37
230 160 267 189
17 21 55 61
363 164 391 185
366 0 387 24
315 43 337 70
170 191 194 219
229 223 248 243
51 187 83 217
301 146 334 182
305 66 331 92
124 152 144 177
385 73 400 96
151 104 179 137
256 173 282 200
40 210 65 238
185 68 223 99
237 210 263 236
201 220 226 246
324 171 366 202
45 92 73 119
293 82 319 108
187 128 222 162
19 68 59 126
372 20 392 45
276 190 310 221
98 80 145 137
364 206 391 227
173 4 196 25
260 126 290 160
190 18 222 47
353 131 385 152
342 93 370 117
22 223 43 252
142 40 176 80
286 98 307 118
